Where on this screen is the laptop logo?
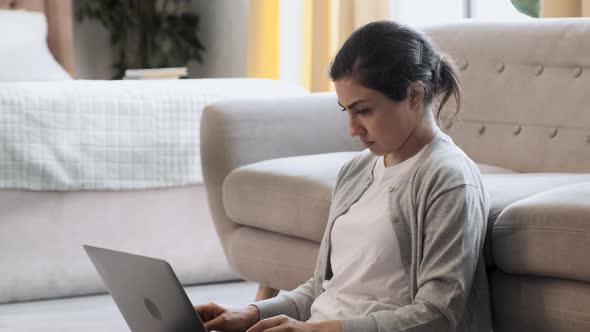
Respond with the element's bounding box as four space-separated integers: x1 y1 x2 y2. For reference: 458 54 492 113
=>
144 297 163 321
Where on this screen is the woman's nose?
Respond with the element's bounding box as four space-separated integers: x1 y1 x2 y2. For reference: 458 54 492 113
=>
348 114 362 137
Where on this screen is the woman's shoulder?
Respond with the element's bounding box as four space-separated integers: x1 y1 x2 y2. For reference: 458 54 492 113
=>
415 133 483 190
334 132 484 191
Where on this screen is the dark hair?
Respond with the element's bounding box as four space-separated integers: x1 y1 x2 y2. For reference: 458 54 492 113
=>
329 21 461 122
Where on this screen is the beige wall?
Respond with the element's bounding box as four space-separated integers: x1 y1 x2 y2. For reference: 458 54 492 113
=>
73 9 113 79
190 0 249 78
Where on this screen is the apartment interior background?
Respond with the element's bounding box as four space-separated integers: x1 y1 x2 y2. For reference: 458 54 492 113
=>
75 0 529 84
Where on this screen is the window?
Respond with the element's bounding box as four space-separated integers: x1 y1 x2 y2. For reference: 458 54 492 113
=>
390 0 530 26
390 0 464 26
472 0 531 20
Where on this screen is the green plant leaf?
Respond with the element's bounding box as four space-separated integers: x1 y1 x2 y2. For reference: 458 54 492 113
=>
511 0 540 18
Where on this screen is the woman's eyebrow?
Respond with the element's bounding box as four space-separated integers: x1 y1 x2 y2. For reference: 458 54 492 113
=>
337 99 367 109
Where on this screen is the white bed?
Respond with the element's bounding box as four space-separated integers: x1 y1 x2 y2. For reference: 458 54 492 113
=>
0 0 309 304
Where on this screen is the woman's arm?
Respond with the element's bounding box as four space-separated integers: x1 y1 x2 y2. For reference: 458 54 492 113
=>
253 277 318 322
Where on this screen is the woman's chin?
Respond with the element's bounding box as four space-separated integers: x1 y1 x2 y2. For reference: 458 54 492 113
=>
366 144 384 156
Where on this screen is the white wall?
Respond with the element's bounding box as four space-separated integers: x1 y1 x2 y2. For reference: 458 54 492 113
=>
73 0 249 79
279 0 305 88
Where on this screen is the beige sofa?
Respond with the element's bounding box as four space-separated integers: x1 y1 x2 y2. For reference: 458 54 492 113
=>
201 19 590 331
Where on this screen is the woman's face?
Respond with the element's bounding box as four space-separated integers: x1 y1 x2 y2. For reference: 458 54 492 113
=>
334 77 424 158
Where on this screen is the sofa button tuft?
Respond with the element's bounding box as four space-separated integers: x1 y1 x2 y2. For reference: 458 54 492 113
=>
574 67 583 78
513 125 522 136
549 128 558 138
535 65 544 76
392 217 400 223
459 59 469 71
496 62 505 73
388 186 395 192
442 118 452 130
478 124 486 135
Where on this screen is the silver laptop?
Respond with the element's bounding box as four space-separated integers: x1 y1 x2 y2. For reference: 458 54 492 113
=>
84 245 207 332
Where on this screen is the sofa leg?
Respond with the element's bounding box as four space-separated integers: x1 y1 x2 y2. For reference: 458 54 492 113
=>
255 285 280 301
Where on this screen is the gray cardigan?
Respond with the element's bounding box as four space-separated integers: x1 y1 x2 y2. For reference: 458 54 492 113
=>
254 131 492 332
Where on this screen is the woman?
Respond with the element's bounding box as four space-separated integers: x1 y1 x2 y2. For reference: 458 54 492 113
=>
195 20 492 332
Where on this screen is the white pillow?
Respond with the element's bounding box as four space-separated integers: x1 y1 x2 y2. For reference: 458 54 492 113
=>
0 10 72 81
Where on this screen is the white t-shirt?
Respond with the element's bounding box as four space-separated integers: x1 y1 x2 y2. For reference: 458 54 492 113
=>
308 146 428 322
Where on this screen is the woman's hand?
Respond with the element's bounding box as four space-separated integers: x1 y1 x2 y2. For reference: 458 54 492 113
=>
246 315 312 332
194 302 260 332
246 315 341 332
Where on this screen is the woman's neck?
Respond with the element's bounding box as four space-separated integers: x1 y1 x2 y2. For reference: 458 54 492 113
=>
384 122 437 167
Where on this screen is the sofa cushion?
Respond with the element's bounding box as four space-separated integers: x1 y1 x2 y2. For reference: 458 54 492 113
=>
482 174 590 266
225 152 590 248
483 174 590 220
223 152 358 243
225 150 525 242
492 182 590 282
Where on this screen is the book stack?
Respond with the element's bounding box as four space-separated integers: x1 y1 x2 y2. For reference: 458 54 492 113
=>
123 67 188 80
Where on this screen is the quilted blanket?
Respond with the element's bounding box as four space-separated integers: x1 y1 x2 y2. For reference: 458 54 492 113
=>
0 79 307 190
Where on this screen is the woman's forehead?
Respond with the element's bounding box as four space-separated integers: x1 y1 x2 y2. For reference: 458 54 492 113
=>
336 80 387 105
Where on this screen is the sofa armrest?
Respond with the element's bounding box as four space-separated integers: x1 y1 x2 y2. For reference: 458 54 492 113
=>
200 93 362 258
492 181 590 282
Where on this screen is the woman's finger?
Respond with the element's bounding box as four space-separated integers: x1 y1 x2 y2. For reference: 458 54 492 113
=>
203 314 226 331
194 305 211 321
194 303 223 322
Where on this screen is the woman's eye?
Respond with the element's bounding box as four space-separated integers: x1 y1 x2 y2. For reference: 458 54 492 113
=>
356 108 371 115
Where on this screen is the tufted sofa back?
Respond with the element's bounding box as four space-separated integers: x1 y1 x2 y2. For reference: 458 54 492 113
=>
425 18 590 173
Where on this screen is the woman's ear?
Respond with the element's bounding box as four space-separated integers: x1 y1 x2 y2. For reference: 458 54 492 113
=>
408 81 424 111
